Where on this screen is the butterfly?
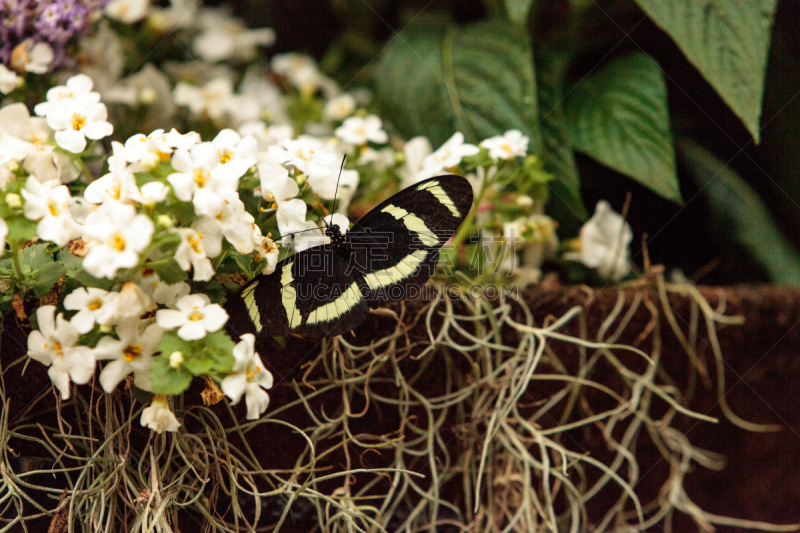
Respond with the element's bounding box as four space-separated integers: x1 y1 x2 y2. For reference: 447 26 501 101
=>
228 175 473 338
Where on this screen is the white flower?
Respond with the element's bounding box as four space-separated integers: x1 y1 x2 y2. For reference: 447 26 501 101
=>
399 136 432 187
84 142 139 204
239 122 293 161
167 142 240 216
27 306 95 400
46 101 113 153
334 115 388 146
0 103 77 185
94 321 162 393
82 203 155 279
173 223 222 281
221 334 273 420
124 129 173 167
105 0 150 23
570 200 633 281
202 197 255 254
357 147 395 171
21 176 82 246
0 219 7 251
420 132 479 177
96 282 156 325
278 136 341 180
324 93 357 121
63 287 117 334
271 53 323 93
140 395 181 433
34 74 101 118
133 182 170 205
174 78 234 121
275 198 308 238
481 130 529 160
253 226 279 275
194 10 275 63
307 168 358 206
258 162 297 204
156 294 228 341
136 270 191 307
0 65 21 94
11 40 54 74
210 129 257 177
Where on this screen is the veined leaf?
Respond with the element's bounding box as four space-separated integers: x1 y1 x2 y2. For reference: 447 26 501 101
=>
565 52 680 203
535 44 586 233
635 0 777 143
375 20 540 151
678 138 800 285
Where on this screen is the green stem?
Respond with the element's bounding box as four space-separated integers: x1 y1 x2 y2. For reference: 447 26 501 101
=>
10 241 22 281
74 156 95 182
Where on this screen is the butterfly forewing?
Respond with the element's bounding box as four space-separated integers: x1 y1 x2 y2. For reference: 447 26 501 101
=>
348 175 473 304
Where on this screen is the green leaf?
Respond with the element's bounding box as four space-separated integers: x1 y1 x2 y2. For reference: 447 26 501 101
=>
32 262 65 299
153 259 187 284
23 244 53 270
149 356 193 395
565 52 680 203
677 139 800 285
505 0 533 25
634 0 777 143
534 44 586 234
375 20 540 150
57 249 116 291
6 216 37 244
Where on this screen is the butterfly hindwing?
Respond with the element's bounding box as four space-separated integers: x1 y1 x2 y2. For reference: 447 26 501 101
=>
241 245 369 338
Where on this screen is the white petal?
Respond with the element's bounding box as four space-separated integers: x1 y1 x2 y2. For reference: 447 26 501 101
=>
221 373 247 404
156 309 186 330
99 358 130 393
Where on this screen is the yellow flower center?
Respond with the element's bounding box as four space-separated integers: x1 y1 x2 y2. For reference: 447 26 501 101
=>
87 298 103 311
110 233 126 252
296 148 314 162
123 343 142 362
501 143 512 153
156 150 170 162
188 233 203 253
188 311 204 321
71 113 86 131
47 199 61 217
194 169 208 188
53 341 63 356
219 150 232 164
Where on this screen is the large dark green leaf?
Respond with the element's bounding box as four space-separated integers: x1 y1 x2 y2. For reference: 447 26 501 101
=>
565 52 680 203
375 20 540 151
534 44 586 234
678 139 800 285
635 0 777 144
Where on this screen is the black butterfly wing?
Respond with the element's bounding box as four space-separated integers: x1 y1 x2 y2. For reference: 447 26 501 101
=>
238 245 369 338
346 175 473 304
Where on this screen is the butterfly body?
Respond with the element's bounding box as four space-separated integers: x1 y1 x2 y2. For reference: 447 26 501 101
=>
230 175 473 338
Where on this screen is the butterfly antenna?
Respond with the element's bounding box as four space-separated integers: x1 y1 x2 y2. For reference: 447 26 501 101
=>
330 155 346 221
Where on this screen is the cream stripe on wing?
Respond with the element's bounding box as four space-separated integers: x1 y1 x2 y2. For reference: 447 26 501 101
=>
280 262 302 328
417 180 461 218
305 282 362 325
363 249 427 290
381 205 438 246
241 281 262 332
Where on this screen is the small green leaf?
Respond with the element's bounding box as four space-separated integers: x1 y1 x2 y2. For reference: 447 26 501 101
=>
505 0 533 25
58 249 116 291
375 20 540 150
635 0 777 143
565 52 680 203
678 139 800 285
149 356 193 395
